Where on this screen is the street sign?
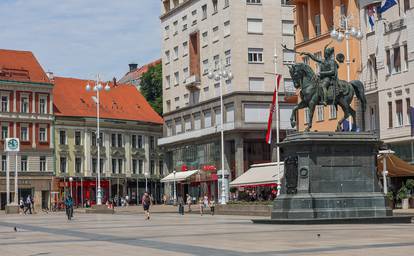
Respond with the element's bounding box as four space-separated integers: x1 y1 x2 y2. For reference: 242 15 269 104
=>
5 138 20 152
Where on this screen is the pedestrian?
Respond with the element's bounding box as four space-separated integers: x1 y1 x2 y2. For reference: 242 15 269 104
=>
203 194 209 209
198 197 204 216
24 195 32 214
142 192 151 220
125 195 129 207
209 197 216 216
186 194 192 212
64 195 74 220
177 194 184 215
19 197 25 214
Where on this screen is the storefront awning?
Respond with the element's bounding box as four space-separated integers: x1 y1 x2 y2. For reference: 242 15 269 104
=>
230 162 284 187
160 170 199 183
378 154 414 177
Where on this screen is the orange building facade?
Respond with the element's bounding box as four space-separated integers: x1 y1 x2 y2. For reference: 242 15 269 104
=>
293 0 362 131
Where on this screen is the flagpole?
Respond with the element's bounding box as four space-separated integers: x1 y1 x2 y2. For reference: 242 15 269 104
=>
274 48 281 197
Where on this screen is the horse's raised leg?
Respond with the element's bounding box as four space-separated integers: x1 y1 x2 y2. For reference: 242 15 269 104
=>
305 102 316 132
290 101 307 128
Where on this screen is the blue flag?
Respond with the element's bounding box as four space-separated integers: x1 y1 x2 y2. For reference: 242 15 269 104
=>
410 107 414 136
378 0 397 13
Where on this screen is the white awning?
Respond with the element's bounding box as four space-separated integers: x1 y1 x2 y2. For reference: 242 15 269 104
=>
160 170 199 183
230 162 284 187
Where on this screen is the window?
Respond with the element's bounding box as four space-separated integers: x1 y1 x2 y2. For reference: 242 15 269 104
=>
2 125 8 140
1 155 6 171
247 19 263 34
215 108 222 126
182 15 187 30
39 127 46 142
75 157 81 173
213 26 219 42
202 4 207 19
284 79 295 93
317 105 324 121
138 135 143 148
304 108 310 124
184 117 192 131
150 136 155 150
150 160 155 175
249 78 265 91
165 50 170 63
329 105 337 119
404 0 411 12
393 46 401 73
75 131 81 145
404 44 408 71
226 104 234 123
225 50 231 66
283 49 295 63
213 55 220 70
164 25 170 39
386 49 392 74
118 159 123 173
165 75 171 88
248 48 263 63
194 113 201 130
60 157 66 173
21 96 29 113
159 160 164 175
173 20 178 35
173 46 179 60
396 100 403 127
40 156 46 172
182 41 188 56
1 96 8 112
174 72 179 85
21 126 28 141
303 56 310 65
214 83 221 97
21 156 28 171
111 133 116 147
212 0 218 13
247 0 261 4
183 67 189 79
315 14 321 36
204 111 212 128
132 159 138 174
132 135 137 149
225 0 230 7
282 20 294 35
202 31 208 47
39 97 46 114
175 119 183 133
59 130 66 145
92 158 97 173
139 159 143 174
112 159 117 173
117 134 122 147
406 98 411 125
224 20 230 37
225 79 232 92
388 102 393 128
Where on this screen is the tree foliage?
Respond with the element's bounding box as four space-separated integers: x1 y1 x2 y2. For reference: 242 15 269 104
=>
140 63 163 115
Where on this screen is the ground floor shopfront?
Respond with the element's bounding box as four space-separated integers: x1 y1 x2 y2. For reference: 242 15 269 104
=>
0 173 54 210
56 176 163 206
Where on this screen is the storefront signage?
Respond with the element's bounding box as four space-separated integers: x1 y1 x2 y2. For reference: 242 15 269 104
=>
5 138 20 152
202 165 217 172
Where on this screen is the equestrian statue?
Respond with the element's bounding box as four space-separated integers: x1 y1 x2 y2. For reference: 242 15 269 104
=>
283 43 367 132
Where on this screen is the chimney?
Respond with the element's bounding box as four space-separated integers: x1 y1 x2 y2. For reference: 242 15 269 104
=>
129 63 138 72
46 71 54 81
113 77 117 86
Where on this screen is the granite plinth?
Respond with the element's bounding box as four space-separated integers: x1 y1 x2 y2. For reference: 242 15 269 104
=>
269 132 392 222
5 205 20 214
85 205 114 214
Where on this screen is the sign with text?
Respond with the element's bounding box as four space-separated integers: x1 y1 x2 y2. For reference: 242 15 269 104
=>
5 138 20 152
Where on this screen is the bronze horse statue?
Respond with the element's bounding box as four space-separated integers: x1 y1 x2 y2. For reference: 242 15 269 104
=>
288 63 366 132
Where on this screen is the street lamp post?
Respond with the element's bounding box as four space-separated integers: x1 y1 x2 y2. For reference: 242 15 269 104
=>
330 15 363 82
379 149 395 194
86 75 110 205
69 177 73 198
208 61 233 205
173 170 177 205
144 171 149 192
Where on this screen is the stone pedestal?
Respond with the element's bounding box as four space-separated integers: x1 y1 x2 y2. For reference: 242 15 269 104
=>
5 205 20 214
267 132 399 223
85 204 114 214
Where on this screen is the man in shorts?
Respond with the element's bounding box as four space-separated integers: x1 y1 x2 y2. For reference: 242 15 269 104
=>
142 192 151 220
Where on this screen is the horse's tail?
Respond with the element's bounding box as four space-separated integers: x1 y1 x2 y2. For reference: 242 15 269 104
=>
351 80 366 113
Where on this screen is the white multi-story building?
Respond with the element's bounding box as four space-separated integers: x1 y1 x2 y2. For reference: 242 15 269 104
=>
159 0 296 199
359 0 414 163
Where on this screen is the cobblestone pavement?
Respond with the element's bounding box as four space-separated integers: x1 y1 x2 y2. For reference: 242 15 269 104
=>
0 212 413 256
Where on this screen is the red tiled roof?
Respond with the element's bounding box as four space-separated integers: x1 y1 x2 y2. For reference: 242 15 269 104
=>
119 59 161 84
53 77 163 124
0 49 50 83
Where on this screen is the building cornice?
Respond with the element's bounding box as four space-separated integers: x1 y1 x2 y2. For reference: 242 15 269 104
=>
0 79 53 87
160 0 199 21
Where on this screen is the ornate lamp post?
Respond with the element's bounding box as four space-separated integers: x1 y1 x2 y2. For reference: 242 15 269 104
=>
208 61 233 204
173 170 177 205
69 176 73 198
330 15 363 82
85 75 110 205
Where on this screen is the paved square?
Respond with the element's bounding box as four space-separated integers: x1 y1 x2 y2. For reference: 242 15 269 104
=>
0 212 413 256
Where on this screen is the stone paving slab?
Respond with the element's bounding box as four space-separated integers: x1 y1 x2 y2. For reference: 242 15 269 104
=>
0 212 413 255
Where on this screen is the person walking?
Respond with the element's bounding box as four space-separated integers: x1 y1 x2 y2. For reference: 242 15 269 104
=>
209 197 216 216
198 197 204 216
19 197 25 214
24 195 32 214
177 195 184 215
64 195 74 220
142 192 151 220
186 194 192 212
203 194 209 210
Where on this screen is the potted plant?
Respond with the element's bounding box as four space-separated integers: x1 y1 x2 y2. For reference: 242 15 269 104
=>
397 185 409 210
386 191 394 209
405 179 414 208
229 187 238 201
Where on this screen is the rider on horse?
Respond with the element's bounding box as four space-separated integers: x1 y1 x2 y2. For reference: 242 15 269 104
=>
300 44 338 106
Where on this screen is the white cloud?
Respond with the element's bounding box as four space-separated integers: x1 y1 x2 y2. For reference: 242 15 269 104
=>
0 0 161 80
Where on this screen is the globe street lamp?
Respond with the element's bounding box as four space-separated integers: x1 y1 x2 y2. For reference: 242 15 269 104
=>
330 14 363 82
144 171 149 192
85 75 110 205
173 170 177 205
207 61 233 205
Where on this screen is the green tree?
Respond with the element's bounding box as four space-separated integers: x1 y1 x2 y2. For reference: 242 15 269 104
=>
140 63 163 115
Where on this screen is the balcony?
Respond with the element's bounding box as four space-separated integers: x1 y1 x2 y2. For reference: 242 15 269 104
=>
184 75 201 91
385 18 405 34
364 80 378 93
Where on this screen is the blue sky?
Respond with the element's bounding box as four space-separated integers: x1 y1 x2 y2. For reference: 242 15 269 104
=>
0 0 161 80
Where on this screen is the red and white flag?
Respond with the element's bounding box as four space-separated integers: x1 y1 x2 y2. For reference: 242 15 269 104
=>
266 74 282 144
